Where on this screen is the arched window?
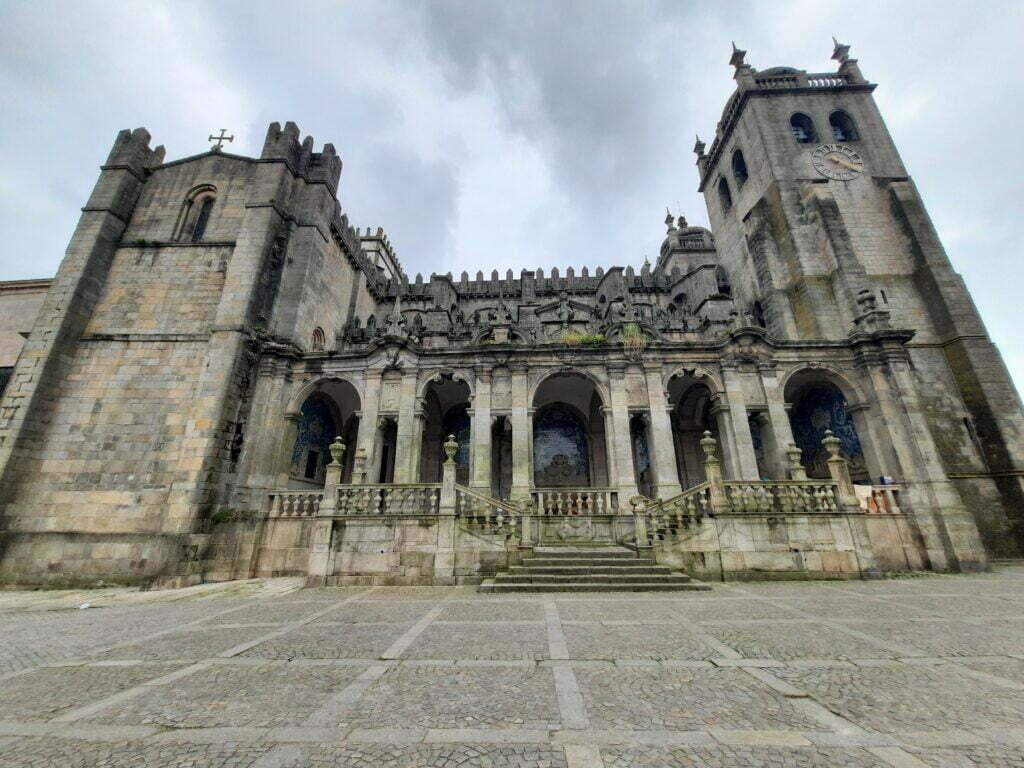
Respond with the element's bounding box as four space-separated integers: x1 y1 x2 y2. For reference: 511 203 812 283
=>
311 327 326 351
175 185 217 242
829 110 859 142
717 177 733 212
731 149 748 187
789 113 817 143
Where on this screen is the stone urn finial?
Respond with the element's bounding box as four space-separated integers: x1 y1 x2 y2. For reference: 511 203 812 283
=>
822 429 841 459
328 436 346 467
443 434 459 464
700 430 718 460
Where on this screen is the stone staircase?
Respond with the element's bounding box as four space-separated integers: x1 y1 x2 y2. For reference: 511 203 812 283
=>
478 546 711 593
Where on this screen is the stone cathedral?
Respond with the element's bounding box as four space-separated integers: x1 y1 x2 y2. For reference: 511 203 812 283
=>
1 41 1022 589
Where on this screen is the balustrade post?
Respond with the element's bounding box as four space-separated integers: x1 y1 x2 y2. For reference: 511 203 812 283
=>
630 495 651 550
823 430 859 511
786 443 808 481
701 431 730 515
308 436 345 584
436 434 459 584
518 499 534 549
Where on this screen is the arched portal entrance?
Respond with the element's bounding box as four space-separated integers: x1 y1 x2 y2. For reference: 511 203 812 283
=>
419 375 472 484
531 372 609 488
785 372 871 483
288 378 361 488
667 374 720 488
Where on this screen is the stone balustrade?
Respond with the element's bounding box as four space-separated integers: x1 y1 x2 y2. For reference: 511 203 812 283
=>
454 485 520 536
334 483 441 516
866 484 903 515
531 487 618 516
722 481 839 514
267 490 323 518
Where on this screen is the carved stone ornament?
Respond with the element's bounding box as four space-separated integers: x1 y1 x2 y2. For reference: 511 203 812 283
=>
328 436 346 466
443 434 459 463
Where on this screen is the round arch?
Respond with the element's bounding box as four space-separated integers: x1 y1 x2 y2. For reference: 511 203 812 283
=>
285 376 363 487
780 364 867 408
663 365 724 397
286 375 363 417
417 369 473 402
529 367 609 408
782 366 872 483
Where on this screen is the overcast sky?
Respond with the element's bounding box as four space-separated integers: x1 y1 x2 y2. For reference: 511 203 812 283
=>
2 1 1023 385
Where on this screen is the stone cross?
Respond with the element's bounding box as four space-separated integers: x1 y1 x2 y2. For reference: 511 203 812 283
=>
208 129 234 151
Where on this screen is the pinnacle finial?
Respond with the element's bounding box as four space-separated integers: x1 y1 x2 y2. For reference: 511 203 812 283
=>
729 42 747 69
831 36 851 64
665 208 675 231
693 135 706 157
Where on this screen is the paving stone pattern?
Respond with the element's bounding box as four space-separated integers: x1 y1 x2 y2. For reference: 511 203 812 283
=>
0 566 1022 767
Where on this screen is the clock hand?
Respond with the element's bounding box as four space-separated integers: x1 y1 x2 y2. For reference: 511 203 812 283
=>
831 156 860 171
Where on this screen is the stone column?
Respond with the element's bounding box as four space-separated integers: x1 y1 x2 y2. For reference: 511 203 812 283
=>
701 431 731 516
720 364 760 480
761 365 796 480
644 364 682 500
510 365 531 501
470 368 492 490
308 437 344 583
354 369 381 483
602 407 619 489
607 363 638 501
392 370 419 483
710 400 737 480
435 434 458 584
275 412 301 488
824 430 880 575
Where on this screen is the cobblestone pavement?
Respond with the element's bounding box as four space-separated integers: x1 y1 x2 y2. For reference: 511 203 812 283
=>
0 565 1022 767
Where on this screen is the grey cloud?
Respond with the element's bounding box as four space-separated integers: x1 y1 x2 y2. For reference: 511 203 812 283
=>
2 0 1024 389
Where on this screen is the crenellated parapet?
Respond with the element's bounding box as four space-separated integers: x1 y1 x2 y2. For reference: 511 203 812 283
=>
261 121 342 193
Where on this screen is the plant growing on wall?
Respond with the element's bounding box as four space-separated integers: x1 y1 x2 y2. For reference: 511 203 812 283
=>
620 323 648 360
561 331 606 346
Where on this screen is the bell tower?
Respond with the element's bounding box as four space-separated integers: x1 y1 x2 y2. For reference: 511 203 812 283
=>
696 41 1024 557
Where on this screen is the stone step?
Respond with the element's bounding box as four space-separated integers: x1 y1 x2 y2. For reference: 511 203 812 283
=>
509 565 672 576
522 557 659 568
530 547 636 559
479 580 712 593
493 573 694 584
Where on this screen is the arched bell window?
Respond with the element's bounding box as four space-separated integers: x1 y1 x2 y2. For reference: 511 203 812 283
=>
789 113 817 144
311 327 326 352
731 149 748 187
829 110 859 142
175 185 217 242
717 177 733 212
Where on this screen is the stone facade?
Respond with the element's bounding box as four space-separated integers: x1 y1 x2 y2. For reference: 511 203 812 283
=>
1 42 1022 587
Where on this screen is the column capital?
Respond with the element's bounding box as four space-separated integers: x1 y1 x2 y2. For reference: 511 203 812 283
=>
607 361 627 378
510 362 530 375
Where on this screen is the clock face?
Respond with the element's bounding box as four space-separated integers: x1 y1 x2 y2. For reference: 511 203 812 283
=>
811 143 865 181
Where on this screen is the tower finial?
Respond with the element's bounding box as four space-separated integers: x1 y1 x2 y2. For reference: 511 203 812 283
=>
831 36 851 64
665 208 675 231
729 42 747 70
693 135 706 157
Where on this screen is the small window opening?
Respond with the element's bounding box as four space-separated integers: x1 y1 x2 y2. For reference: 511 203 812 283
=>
829 110 859 142
717 177 733 212
731 149 748 187
879 290 888 304
304 449 320 480
311 327 326 351
789 113 817 143
190 197 214 242
752 300 766 328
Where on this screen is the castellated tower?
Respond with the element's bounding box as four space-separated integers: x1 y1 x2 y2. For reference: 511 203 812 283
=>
0 122 380 584
695 41 1024 563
